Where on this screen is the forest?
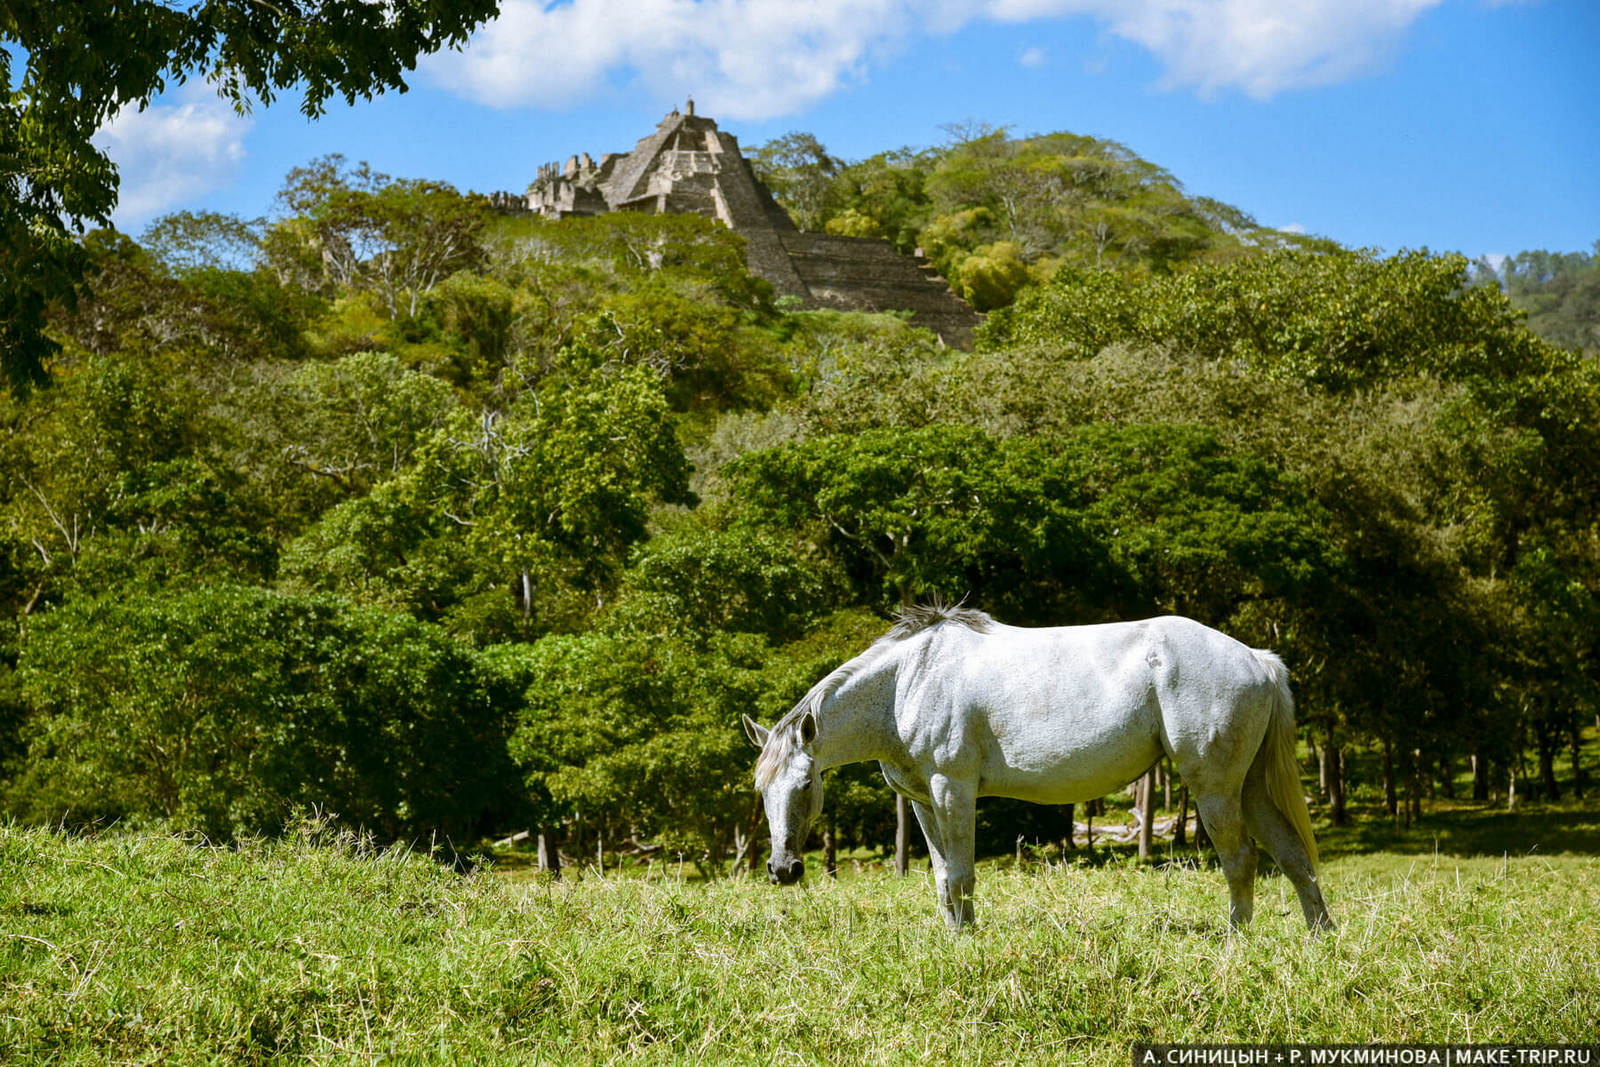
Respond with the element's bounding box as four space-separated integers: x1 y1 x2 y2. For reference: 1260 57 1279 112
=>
2 129 1598 873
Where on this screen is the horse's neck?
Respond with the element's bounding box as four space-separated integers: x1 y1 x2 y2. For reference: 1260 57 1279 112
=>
813 651 900 772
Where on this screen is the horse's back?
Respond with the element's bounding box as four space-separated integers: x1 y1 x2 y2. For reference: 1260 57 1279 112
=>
896 616 1275 804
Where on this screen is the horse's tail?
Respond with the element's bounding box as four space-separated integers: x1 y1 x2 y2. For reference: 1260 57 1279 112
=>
1252 650 1319 872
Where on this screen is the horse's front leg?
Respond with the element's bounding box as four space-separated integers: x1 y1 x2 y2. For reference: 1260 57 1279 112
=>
927 774 978 930
909 799 948 902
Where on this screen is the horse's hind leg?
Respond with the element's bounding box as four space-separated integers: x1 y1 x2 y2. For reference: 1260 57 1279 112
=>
1242 776 1334 932
1194 792 1258 928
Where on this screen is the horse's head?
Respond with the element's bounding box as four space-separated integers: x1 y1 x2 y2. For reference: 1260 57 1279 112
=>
743 712 823 886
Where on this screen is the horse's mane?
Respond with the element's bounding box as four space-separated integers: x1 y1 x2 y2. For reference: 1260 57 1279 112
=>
885 602 995 641
752 603 994 789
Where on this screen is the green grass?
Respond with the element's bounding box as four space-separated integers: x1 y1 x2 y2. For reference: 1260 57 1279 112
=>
4 815 1597 1065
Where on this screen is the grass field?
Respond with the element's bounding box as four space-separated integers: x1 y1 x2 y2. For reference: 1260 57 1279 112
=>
4 808 1598 1065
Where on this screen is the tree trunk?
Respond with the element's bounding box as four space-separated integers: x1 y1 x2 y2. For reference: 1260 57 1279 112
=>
1137 770 1155 864
1328 744 1348 826
536 827 561 879
1570 723 1587 799
1536 722 1561 802
1174 786 1188 847
1382 737 1398 820
747 800 763 877
1438 754 1455 799
1401 753 1417 829
824 816 837 880
894 793 909 877
1472 749 1490 803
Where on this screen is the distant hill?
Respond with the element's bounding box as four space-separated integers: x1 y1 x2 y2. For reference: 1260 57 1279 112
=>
749 124 1338 311
1479 245 1600 355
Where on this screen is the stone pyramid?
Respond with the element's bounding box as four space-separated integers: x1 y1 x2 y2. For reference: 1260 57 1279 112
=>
521 102 980 347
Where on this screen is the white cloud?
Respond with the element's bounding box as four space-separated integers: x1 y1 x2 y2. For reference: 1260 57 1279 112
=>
93 83 253 229
1077 0 1444 99
423 0 925 119
424 0 1446 118
1019 46 1047 67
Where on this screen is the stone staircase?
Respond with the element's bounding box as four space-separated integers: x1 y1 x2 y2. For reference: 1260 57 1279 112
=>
778 233 980 347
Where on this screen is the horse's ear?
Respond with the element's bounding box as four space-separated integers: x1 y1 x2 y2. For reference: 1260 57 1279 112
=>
742 714 769 748
798 711 817 747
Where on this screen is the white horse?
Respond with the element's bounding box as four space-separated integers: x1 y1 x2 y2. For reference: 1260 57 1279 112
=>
743 605 1333 931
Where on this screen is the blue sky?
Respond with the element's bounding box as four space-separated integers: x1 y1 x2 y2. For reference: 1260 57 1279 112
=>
94 0 1597 262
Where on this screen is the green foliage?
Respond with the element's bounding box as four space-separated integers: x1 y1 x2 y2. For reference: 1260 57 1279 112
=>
755 125 1272 310
6 586 518 840
570 281 782 412
0 345 275 607
748 131 845 232
269 155 491 319
1 0 499 386
280 363 692 639
948 240 1032 311
274 350 458 495
500 628 769 869
823 148 936 252
1495 242 1600 354
606 524 846 644
982 249 1552 390
488 211 769 311
823 208 887 239
1067 423 1340 622
727 422 1334 631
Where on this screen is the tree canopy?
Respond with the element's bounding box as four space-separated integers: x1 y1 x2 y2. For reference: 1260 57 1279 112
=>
1 0 499 388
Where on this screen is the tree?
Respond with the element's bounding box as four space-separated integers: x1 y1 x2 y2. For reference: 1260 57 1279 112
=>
1498 243 1600 354
1 0 499 387
604 524 845 645
949 241 1032 311
7 585 520 841
726 423 1335 633
500 627 770 875
749 132 844 232
274 350 457 496
270 156 489 318
284 364 694 637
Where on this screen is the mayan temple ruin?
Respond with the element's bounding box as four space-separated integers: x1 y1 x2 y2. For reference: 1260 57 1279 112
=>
511 101 980 346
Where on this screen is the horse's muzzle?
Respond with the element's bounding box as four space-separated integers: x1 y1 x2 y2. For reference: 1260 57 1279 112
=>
767 856 804 885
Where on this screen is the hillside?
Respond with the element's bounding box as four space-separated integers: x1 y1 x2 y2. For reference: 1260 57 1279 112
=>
750 125 1333 311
